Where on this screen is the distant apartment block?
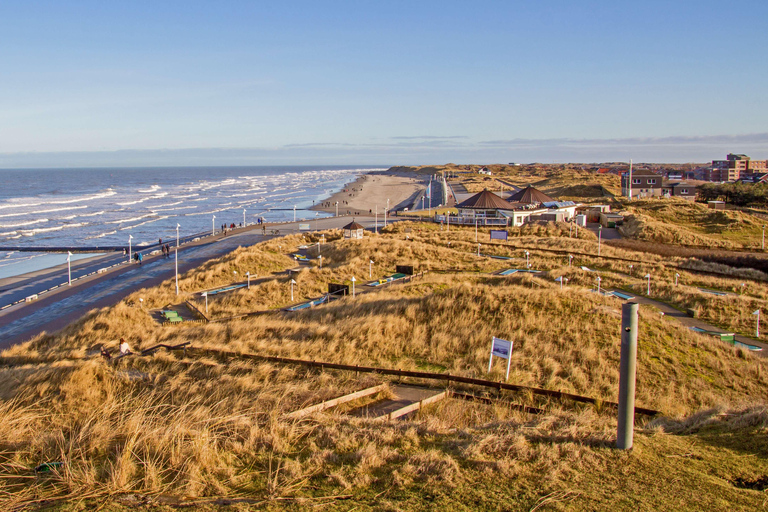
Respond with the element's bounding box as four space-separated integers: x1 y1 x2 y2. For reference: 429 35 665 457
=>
706 153 768 182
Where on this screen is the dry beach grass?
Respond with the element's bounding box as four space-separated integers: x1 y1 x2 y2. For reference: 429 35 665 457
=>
2 222 768 509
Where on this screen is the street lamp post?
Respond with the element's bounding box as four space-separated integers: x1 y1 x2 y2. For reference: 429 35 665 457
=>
128 235 133 263
525 250 530 268
243 209 246 227
246 271 251 289
351 276 356 297
369 259 373 278
67 251 72 285
335 201 339 217
675 273 680 286
175 223 180 295
629 264 633 277
315 212 319 232
212 215 216 236
293 206 296 222
598 225 603 257
202 292 208 313
568 254 573 267
317 241 320 257
318 255 322 269
478 243 481 256
645 273 651 295
290 279 296 301
597 276 602 294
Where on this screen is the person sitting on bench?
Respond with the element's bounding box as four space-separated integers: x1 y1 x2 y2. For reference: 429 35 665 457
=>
119 338 132 355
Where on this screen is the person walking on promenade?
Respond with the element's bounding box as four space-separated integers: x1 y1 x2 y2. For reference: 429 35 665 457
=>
138 252 143 265
134 252 139 264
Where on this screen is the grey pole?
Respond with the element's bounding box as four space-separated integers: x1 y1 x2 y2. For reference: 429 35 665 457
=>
617 302 639 450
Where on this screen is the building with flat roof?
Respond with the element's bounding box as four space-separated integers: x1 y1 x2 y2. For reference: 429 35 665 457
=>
708 153 768 182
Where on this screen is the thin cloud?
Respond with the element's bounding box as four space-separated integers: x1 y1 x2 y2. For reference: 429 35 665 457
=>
390 136 469 140
479 133 768 148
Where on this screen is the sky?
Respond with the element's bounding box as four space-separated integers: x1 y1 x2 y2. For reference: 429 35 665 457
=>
1 0 767 167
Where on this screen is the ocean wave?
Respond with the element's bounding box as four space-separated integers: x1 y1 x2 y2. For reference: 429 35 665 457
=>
138 185 161 193
153 205 198 212
173 193 199 199
0 205 89 218
118 216 168 231
19 223 87 236
117 194 165 206
106 213 156 225
0 218 49 229
86 229 117 240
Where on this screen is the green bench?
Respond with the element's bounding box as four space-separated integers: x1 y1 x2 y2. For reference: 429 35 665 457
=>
161 310 182 323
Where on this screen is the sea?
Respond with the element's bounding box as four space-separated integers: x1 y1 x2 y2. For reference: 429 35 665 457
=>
0 166 384 279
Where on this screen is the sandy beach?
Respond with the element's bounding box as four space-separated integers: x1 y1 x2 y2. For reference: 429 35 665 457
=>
312 173 424 216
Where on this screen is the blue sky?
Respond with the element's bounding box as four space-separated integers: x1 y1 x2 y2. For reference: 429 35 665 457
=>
1 1 767 166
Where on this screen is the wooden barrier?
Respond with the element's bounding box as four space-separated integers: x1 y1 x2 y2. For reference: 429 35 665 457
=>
183 347 660 416
184 300 209 323
385 390 447 420
286 384 388 419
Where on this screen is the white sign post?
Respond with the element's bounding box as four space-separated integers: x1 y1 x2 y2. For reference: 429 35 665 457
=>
291 279 296 301
202 291 208 313
351 276 356 297
488 336 513 381
67 251 72 286
754 309 761 337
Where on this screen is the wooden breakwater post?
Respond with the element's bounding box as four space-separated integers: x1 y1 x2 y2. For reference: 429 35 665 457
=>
617 302 639 450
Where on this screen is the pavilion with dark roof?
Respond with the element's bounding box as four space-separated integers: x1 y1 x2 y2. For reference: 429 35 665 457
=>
342 220 365 239
507 185 555 204
444 186 580 227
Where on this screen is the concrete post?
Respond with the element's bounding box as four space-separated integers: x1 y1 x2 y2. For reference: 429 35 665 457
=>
617 302 639 450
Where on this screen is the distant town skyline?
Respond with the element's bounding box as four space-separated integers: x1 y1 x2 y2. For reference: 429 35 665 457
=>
1 1 766 167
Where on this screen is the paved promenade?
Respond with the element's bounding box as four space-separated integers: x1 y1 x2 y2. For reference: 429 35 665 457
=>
0 215 384 350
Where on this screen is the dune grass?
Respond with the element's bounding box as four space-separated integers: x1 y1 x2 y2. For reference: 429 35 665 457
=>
2 223 768 509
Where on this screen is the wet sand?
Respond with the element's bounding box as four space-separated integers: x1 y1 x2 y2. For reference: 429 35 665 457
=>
312 174 423 216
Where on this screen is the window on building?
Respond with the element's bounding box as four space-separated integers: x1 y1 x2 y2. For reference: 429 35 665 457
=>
648 179 656 184
681 189 688 194
632 179 641 184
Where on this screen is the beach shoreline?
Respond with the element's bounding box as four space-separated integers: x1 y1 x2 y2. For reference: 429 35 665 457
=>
311 172 424 217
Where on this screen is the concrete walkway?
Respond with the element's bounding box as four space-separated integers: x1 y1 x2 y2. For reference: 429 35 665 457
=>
609 288 768 355
0 215 385 350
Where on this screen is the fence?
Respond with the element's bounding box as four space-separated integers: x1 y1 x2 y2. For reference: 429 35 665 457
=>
181 347 660 416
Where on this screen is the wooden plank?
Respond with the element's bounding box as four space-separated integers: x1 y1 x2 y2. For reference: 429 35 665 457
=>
387 390 447 420
184 347 660 416
286 384 388 419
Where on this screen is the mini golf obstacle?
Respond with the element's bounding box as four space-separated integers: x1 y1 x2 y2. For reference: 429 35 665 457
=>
497 268 541 276
284 294 331 312
367 272 408 287
698 288 728 297
689 326 762 352
202 283 247 296
607 290 635 301
283 283 351 312
367 264 416 287
481 253 514 260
